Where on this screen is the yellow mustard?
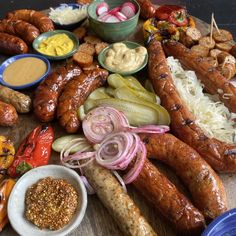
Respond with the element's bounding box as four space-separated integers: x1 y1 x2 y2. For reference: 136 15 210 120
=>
38 33 74 56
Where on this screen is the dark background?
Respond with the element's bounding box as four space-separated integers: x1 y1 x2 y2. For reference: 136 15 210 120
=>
0 0 236 37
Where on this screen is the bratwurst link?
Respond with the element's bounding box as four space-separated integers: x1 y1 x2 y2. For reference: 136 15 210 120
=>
163 40 236 113
0 19 40 45
148 40 236 173
57 68 108 133
6 9 54 33
0 32 28 55
132 159 205 235
0 101 18 126
34 63 82 122
140 133 228 221
82 160 157 236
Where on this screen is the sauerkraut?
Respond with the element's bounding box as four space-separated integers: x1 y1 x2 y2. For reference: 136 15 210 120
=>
167 56 236 143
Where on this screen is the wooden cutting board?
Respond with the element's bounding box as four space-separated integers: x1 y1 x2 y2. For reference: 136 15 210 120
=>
1 16 236 236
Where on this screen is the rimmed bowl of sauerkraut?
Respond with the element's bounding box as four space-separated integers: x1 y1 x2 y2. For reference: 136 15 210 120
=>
49 3 88 30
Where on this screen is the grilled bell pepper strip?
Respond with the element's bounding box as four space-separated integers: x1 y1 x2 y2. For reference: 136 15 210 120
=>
0 179 15 232
8 125 54 178
0 136 15 180
155 5 188 27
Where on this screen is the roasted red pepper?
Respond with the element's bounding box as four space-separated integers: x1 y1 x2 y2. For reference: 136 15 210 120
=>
8 125 54 178
155 5 188 27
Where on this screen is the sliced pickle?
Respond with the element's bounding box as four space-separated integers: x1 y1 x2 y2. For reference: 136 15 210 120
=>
107 74 127 88
105 87 115 97
83 98 170 126
123 76 147 91
88 87 110 100
78 105 86 121
114 86 156 103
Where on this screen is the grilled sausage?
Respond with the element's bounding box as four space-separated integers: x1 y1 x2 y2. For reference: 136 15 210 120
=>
0 101 18 126
163 40 236 113
57 68 108 133
136 0 156 19
0 19 40 45
6 9 54 33
33 64 82 122
0 32 28 55
148 40 236 173
82 160 157 236
139 133 228 221
0 85 31 113
212 29 233 43
132 159 205 235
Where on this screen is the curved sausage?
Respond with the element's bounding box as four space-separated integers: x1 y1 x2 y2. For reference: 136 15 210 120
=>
57 69 108 133
82 160 157 236
163 40 236 113
0 101 18 126
33 64 82 122
132 159 205 234
139 133 228 221
0 32 28 55
136 0 156 19
6 9 54 33
0 19 40 45
0 85 31 113
148 40 236 173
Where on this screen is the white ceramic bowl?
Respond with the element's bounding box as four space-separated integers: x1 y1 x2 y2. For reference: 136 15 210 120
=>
8 165 87 236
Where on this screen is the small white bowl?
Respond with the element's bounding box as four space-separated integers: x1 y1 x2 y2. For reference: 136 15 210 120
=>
8 165 87 236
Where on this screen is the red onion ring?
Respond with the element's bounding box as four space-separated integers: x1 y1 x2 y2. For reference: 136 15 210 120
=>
80 176 96 195
83 106 169 144
112 171 127 193
83 106 129 143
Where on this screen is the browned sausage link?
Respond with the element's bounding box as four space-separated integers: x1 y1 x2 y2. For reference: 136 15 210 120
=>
82 160 157 236
0 85 31 113
136 0 156 19
148 40 236 173
0 101 18 126
57 68 108 133
140 133 228 221
132 159 205 235
163 40 236 113
0 32 28 55
6 9 54 33
0 19 40 45
33 64 82 122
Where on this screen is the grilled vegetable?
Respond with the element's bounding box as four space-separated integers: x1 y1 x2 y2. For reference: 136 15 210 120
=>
0 179 15 232
155 5 189 27
0 136 15 180
8 125 54 177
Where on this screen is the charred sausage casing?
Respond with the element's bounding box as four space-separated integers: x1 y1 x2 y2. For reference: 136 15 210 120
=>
0 32 28 55
136 0 156 19
82 160 157 236
163 40 236 113
140 133 228 221
0 19 40 45
0 101 18 126
6 9 54 33
132 159 205 235
57 68 108 133
148 40 236 173
33 64 82 122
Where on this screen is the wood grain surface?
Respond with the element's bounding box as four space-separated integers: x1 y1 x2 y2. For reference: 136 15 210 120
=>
1 17 236 236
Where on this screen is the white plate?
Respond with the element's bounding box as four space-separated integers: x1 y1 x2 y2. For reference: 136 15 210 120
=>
8 165 87 236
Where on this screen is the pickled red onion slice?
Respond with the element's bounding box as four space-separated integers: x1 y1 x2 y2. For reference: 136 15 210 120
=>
96 132 145 184
83 106 169 143
82 106 129 143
